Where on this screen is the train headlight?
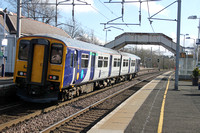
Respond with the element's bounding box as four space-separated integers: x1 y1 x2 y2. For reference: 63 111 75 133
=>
18 71 27 76
49 75 59 80
20 72 23 76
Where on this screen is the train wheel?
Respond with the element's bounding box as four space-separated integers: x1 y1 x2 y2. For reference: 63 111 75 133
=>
60 90 68 101
68 91 73 100
129 75 133 81
76 87 80 97
60 92 65 102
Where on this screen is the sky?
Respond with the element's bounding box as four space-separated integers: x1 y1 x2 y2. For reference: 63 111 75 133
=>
1 0 200 55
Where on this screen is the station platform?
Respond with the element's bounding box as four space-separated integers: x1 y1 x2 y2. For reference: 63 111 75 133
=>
0 76 15 98
88 71 200 133
0 76 13 80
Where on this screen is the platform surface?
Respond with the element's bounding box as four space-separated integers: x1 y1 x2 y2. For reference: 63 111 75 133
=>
88 71 200 133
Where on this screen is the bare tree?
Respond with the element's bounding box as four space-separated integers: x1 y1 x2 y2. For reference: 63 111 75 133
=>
6 0 57 25
122 46 175 69
88 30 102 45
62 19 83 39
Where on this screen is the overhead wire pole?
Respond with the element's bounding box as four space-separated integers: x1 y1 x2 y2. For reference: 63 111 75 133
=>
22 0 90 27
175 0 182 90
148 0 181 90
101 0 160 30
17 0 22 38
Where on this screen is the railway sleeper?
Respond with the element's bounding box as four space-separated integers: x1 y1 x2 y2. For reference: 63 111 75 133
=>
62 125 84 131
76 118 94 123
56 127 78 133
81 115 101 120
68 123 90 129
68 122 88 128
71 121 91 125
79 116 99 120
88 112 104 116
79 117 99 122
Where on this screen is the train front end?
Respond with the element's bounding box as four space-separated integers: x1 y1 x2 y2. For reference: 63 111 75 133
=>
13 36 66 103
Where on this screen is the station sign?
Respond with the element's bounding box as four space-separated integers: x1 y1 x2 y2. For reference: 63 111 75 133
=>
1 39 8 46
196 39 200 45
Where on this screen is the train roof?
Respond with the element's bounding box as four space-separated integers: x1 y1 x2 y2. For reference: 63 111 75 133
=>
119 51 141 60
22 34 140 59
25 34 120 55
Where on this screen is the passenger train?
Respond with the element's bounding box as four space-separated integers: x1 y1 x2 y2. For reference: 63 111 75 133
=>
13 34 141 102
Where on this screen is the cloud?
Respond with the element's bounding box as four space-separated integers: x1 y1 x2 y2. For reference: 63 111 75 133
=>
54 0 95 13
132 1 169 16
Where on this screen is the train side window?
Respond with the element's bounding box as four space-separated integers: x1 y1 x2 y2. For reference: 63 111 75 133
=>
104 57 108 67
70 53 73 67
81 54 89 68
114 58 120 67
126 59 128 66
74 53 77 68
50 43 63 64
114 58 117 67
123 59 128 67
98 56 103 67
117 59 120 67
131 60 135 66
123 59 126 67
18 40 30 60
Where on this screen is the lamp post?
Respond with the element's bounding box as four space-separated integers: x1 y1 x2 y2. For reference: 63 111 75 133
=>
188 15 200 65
103 26 124 44
180 34 189 52
186 37 196 66
188 15 200 39
104 29 111 44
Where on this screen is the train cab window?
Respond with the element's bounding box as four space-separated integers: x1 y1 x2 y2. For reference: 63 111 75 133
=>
50 43 63 64
81 54 89 68
98 56 103 67
18 40 30 60
104 57 108 67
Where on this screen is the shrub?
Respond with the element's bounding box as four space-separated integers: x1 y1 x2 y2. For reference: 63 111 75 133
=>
192 67 200 78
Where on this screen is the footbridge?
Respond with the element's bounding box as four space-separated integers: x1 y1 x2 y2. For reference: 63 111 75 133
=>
104 32 183 54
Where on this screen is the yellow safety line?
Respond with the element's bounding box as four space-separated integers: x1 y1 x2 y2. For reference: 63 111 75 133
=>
157 74 173 133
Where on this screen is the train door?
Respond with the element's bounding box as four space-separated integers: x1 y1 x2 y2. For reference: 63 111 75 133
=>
63 48 76 86
27 39 49 85
90 52 96 80
108 55 112 77
128 58 131 73
73 50 78 83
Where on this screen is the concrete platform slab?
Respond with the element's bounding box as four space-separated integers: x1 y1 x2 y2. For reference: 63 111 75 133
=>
88 71 172 133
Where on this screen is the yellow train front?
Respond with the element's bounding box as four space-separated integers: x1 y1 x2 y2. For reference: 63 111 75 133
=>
14 35 66 103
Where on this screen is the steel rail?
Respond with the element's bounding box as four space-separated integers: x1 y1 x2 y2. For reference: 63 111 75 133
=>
40 72 162 133
0 69 158 131
0 103 22 112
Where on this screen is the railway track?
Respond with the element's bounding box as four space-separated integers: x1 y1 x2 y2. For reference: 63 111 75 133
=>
40 71 160 133
0 69 164 132
0 102 22 112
